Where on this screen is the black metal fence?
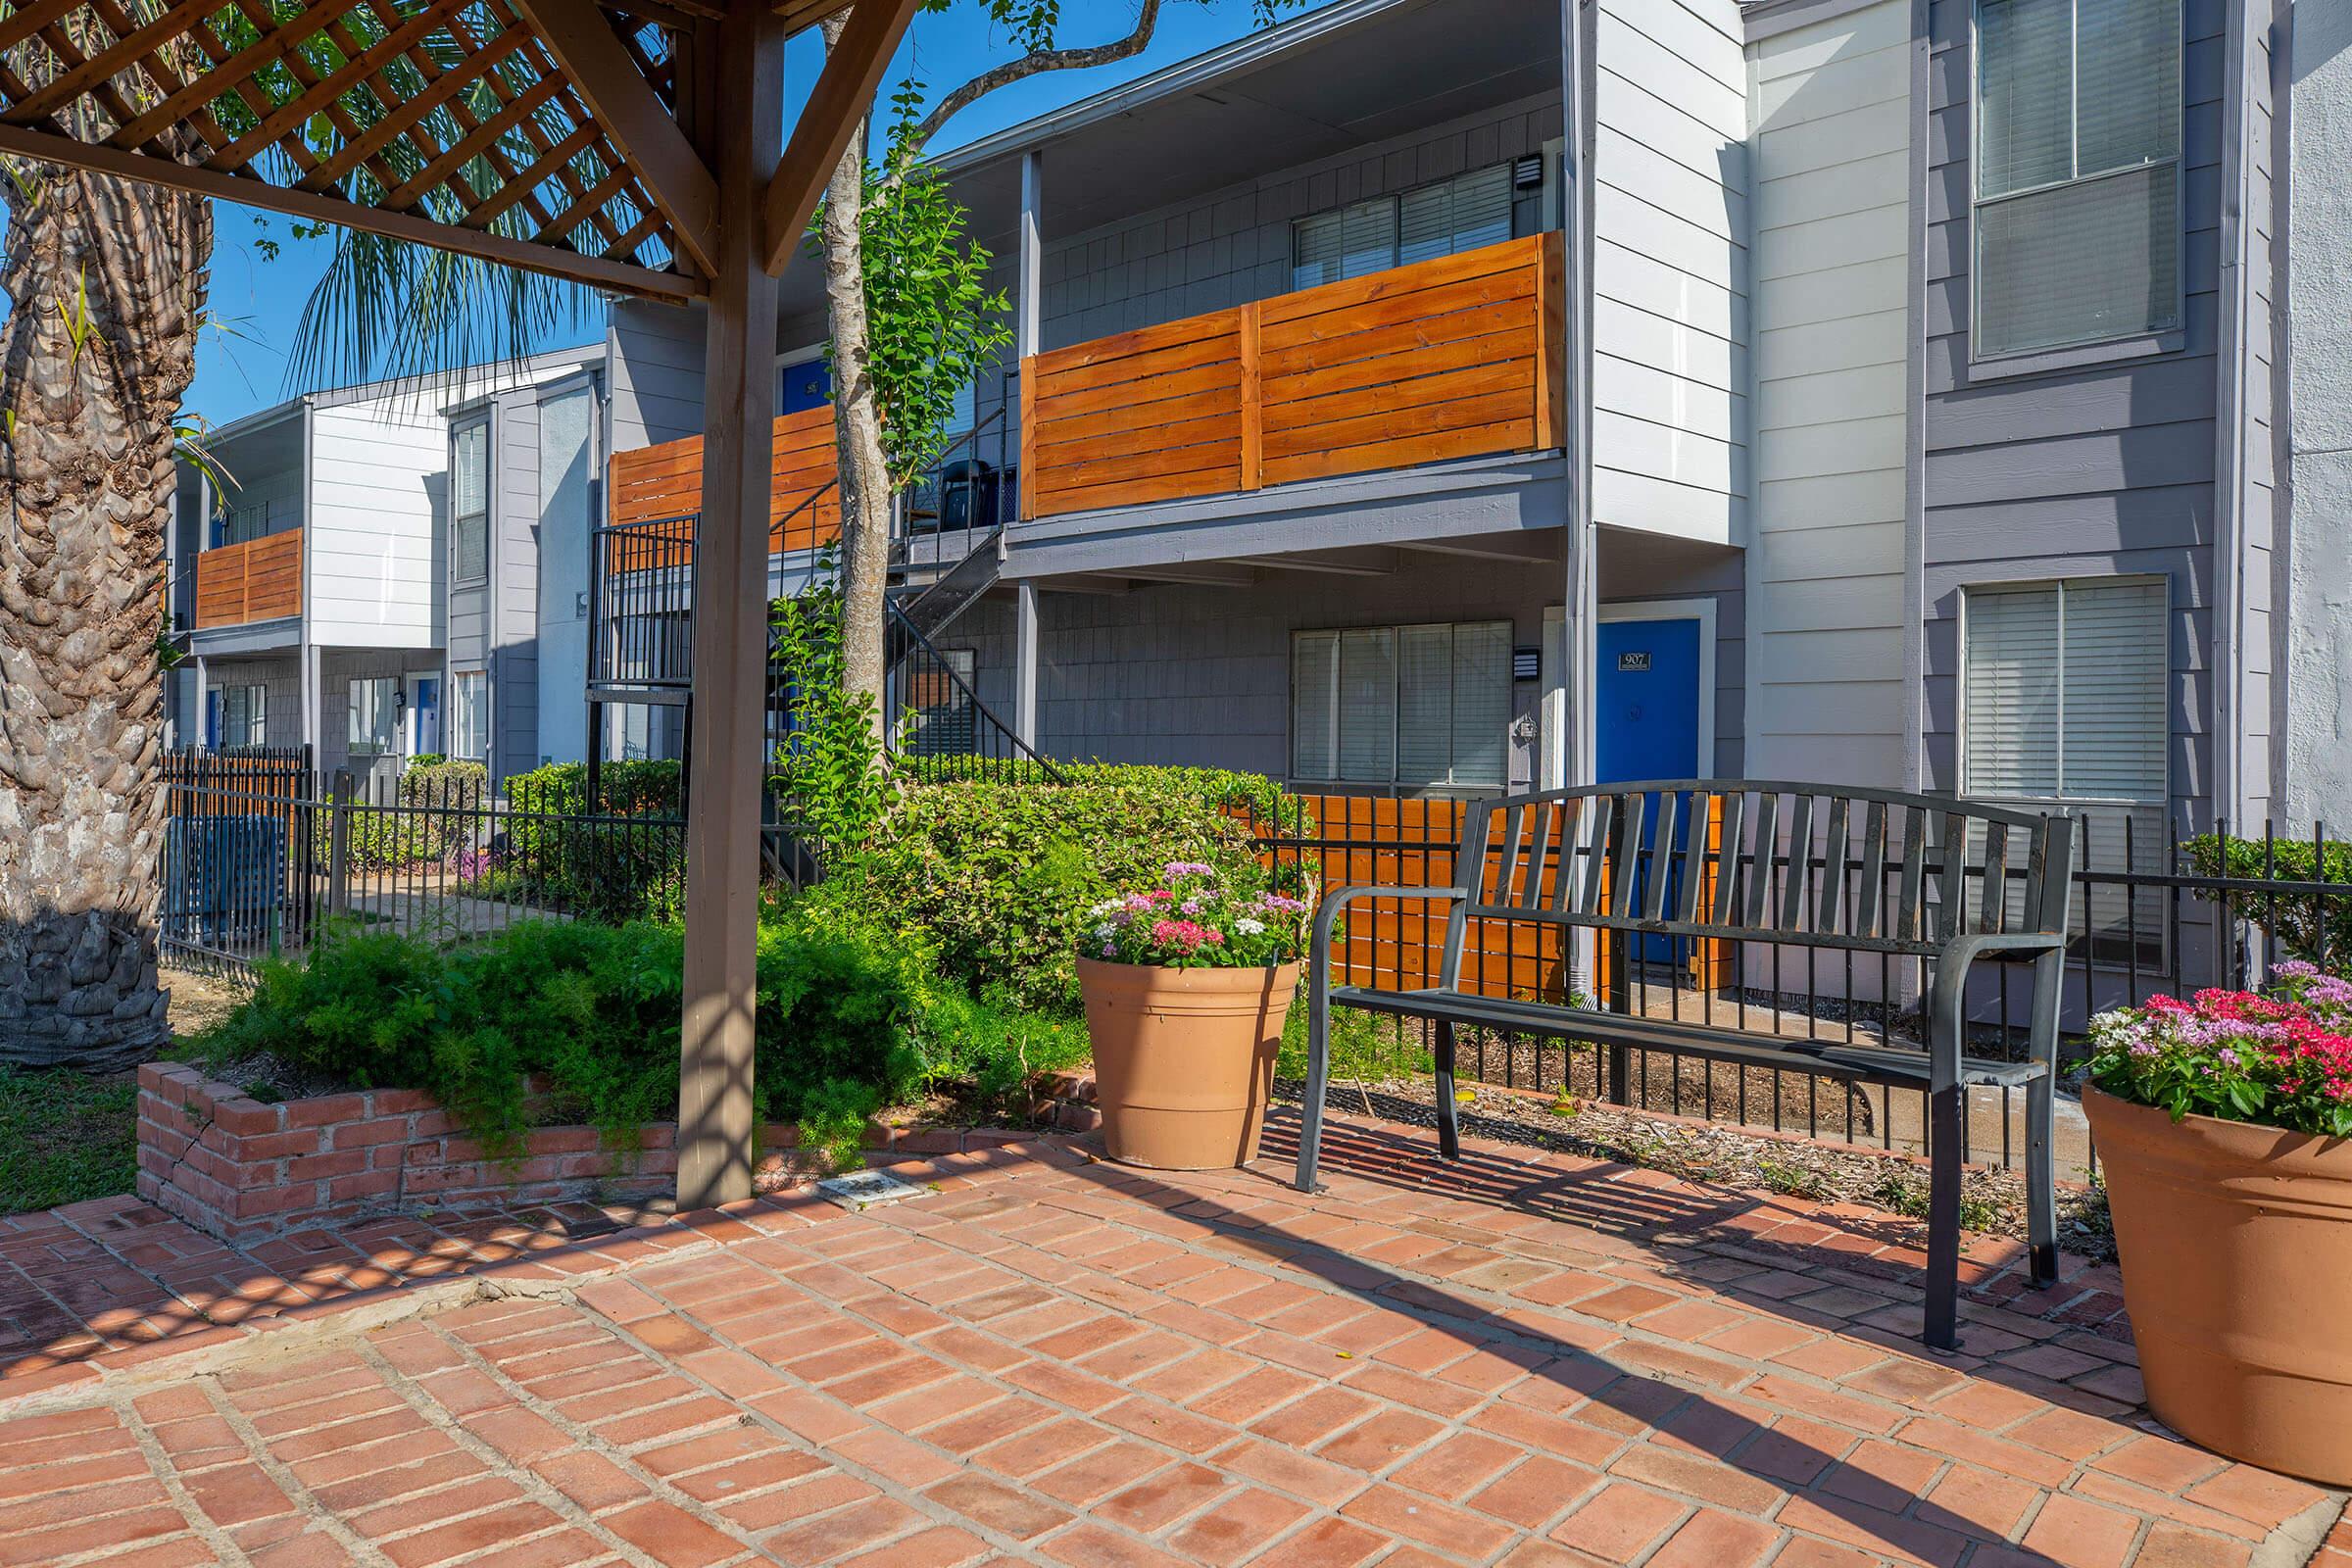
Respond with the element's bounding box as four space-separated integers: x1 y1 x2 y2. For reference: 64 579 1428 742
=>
1250 794 2352 1177
161 755 688 975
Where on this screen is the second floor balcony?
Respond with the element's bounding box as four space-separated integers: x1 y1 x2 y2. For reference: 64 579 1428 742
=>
193 530 302 630
601 232 1568 561
1019 233 1564 521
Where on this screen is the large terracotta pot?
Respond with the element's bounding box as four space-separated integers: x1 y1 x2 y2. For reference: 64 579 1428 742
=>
1077 957 1299 1170
2084 1086 2352 1485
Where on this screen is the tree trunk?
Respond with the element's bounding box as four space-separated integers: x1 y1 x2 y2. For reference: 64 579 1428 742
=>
0 165 210 1070
820 15 895 743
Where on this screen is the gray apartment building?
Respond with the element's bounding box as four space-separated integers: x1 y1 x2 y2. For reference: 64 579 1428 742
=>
588 0 2346 912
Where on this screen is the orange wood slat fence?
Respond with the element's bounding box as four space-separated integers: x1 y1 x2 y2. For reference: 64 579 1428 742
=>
1023 233 1564 519
191 531 302 629
1264 792 1729 1003
605 405 842 564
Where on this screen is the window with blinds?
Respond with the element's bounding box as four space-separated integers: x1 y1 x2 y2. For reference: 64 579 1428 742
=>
1974 0 2181 357
452 420 490 584
349 677 401 757
1962 578 2170 964
1291 164 1517 290
1292 621 1511 788
219 684 267 749
451 670 488 761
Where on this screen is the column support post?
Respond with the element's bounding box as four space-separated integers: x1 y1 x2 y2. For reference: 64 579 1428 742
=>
677 1 784 1213
1014 578 1040 752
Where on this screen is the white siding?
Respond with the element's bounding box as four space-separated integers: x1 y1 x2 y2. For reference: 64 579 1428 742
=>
306 399 446 650
1591 0 1750 547
1743 0 1912 788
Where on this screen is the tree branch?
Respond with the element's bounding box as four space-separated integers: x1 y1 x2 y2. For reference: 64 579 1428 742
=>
911 0 1164 153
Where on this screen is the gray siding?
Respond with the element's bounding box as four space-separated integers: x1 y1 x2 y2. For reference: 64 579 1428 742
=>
1919 0 2228 833
954 544 1741 786
494 392 542 782
192 655 302 752
318 649 442 785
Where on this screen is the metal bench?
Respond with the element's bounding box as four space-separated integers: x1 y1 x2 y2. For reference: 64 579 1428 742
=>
1294 781 2076 1351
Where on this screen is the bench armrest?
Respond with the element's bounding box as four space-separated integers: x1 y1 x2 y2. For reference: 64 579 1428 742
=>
1927 930 2071 1085
1311 885 1470 998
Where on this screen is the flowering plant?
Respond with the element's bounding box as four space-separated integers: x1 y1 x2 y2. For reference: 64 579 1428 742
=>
2086 962 2352 1138
1080 860 1312 969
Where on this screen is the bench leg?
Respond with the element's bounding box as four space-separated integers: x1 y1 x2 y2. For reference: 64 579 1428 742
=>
1434 1020 1460 1162
1295 984 1331 1195
1924 1082 1964 1353
2025 1074 2059 1288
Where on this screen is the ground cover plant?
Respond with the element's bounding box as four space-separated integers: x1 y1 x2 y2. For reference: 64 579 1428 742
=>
0 1066 139 1214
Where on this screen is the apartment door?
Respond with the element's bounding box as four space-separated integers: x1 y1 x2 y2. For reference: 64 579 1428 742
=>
1596 607 1711 964
406 674 442 758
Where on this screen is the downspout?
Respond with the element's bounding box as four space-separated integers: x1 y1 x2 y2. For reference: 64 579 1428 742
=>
2211 0 2255 834
1901 0 1931 795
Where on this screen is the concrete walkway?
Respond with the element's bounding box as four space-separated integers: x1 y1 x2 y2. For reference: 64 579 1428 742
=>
0 1111 2343 1568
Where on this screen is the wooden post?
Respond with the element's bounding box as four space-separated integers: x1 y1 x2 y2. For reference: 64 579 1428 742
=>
1238 300 1263 491
677 0 784 1213
1018 361 1039 522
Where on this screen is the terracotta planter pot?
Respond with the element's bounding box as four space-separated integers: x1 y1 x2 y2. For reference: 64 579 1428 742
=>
1078 957 1299 1170
2084 1085 2352 1485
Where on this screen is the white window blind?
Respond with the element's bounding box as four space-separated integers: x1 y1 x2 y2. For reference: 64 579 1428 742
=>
349 677 400 756
452 421 490 583
1338 628 1397 783
1964 579 2170 961
1293 620 1511 787
1974 0 2180 356
451 670 488 761
1292 164 1521 289
1292 634 1337 779
220 684 267 749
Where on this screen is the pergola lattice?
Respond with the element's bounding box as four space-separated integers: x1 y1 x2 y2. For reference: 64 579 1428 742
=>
0 0 922 1208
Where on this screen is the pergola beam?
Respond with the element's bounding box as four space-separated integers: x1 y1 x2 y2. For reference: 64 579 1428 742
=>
0 121 703 300
760 0 920 274
510 0 719 275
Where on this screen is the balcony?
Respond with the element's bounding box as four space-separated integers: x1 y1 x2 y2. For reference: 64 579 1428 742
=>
192 530 302 629
602 233 1565 551
1019 233 1564 520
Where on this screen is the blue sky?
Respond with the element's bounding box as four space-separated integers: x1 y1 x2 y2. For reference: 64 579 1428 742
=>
187 0 1301 426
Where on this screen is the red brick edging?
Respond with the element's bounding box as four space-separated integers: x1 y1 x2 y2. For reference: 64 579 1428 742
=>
135 1063 1043 1245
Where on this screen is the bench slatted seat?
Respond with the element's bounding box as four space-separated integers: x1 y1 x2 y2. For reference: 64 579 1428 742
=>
1294 781 2076 1352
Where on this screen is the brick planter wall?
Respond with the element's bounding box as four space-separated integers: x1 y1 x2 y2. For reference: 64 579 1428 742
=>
135 1063 707 1244
136 1062 1054 1245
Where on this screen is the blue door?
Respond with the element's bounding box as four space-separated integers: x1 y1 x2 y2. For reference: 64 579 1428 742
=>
1596 617 1704 962
780 361 830 415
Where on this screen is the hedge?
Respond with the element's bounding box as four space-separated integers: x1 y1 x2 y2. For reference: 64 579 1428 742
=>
494 760 688 924
827 763 1305 1014
2181 834 2352 969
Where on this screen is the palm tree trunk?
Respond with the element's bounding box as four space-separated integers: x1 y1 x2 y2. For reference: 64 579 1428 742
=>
820 17 894 744
0 165 210 1070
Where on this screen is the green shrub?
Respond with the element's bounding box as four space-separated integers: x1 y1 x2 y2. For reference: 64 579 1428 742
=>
829 765 1292 1014
400 759 487 809
2180 834 2352 968
496 760 688 924
193 911 928 1159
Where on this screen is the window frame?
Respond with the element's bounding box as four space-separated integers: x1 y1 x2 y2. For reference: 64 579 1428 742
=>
450 669 489 762
1289 619 1514 792
1289 161 1523 292
1958 574 2174 969
1967 0 2186 368
450 415 492 588
347 676 402 758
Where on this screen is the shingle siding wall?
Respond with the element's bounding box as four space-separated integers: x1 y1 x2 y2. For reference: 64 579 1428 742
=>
1918 0 2227 831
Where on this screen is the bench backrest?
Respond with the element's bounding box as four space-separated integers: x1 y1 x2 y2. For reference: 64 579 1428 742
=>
1439 781 2073 986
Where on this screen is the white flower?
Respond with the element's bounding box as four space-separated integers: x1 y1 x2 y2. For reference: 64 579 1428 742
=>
1235 917 1265 936
1094 923 1118 942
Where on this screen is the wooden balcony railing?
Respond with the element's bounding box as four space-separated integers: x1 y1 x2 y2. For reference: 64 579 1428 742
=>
192 530 302 628
1020 232 1563 520
606 404 841 560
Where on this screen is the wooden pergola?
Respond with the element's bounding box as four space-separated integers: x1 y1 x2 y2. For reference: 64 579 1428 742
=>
0 0 921 1208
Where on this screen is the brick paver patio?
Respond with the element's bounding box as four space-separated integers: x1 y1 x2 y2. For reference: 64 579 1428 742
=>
0 1107 2343 1568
